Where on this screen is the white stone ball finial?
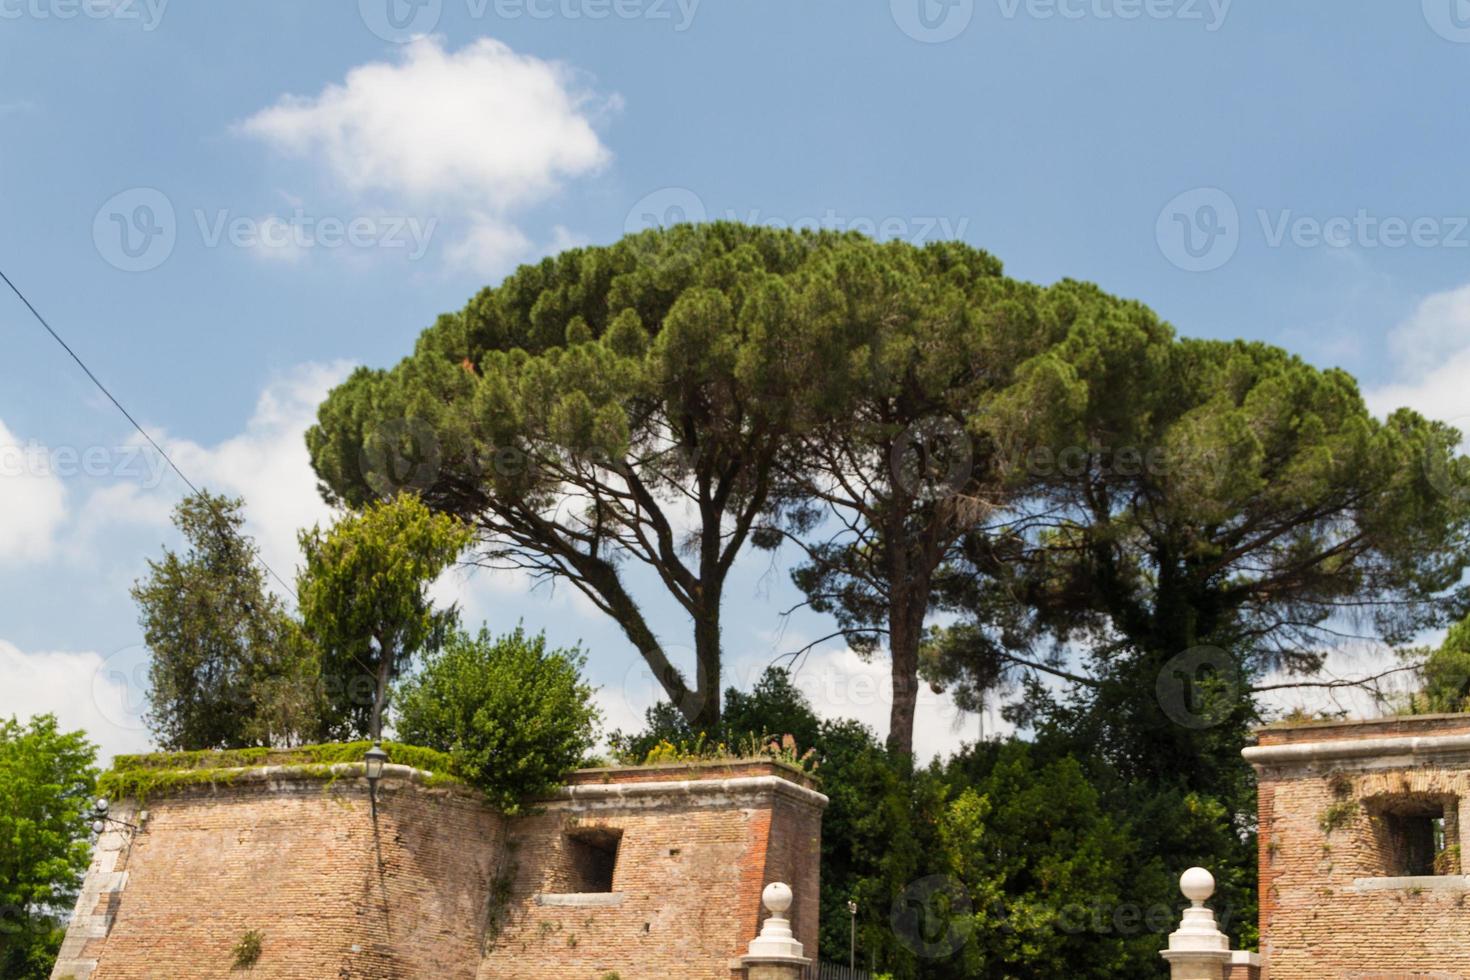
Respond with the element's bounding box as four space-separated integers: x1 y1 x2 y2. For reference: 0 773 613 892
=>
763 881 793 915
1179 867 1215 906
745 882 805 962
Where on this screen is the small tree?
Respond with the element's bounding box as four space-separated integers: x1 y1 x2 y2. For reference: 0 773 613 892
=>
133 492 321 750
1406 616 1470 713
394 626 600 810
297 494 473 740
0 715 97 980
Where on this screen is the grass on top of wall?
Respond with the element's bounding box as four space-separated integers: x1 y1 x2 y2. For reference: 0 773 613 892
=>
99 740 464 804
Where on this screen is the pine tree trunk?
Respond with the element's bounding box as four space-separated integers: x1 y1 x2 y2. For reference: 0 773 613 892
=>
887 594 926 757
370 638 392 741
691 603 722 732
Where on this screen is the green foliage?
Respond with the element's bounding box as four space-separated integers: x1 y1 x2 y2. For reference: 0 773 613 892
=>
1319 801 1359 835
610 668 822 773
929 744 1142 978
629 733 818 773
97 741 463 804
306 225 1041 737
937 328 1470 786
614 670 1172 977
783 246 1078 754
297 493 473 739
919 319 1470 960
1405 616 1470 713
0 715 97 980
231 930 262 969
394 627 600 811
133 492 324 750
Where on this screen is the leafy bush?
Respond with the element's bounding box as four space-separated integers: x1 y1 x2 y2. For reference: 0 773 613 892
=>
0 715 97 980
394 627 599 811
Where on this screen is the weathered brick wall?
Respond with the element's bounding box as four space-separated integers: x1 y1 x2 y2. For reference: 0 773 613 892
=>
1248 716 1470 980
56 769 505 980
53 760 826 980
480 766 825 980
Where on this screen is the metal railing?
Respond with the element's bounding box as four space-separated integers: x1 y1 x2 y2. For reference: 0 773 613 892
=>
802 963 873 980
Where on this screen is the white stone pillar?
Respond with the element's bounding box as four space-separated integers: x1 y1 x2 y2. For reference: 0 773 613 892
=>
740 882 811 980
1160 867 1232 980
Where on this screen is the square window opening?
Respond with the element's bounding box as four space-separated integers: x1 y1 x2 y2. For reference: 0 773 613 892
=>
1367 794 1460 877
564 826 621 893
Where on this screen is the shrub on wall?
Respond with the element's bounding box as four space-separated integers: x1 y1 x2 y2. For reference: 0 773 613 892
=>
394 626 600 811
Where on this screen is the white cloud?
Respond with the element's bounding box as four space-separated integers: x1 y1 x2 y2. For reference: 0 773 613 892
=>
237 36 617 275
164 362 351 587
0 419 68 562
787 646 1003 761
1366 282 1470 441
1385 284 1470 379
0 639 155 766
245 215 312 264
444 217 533 278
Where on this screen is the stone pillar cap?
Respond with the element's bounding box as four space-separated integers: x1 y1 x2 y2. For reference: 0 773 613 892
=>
1164 867 1229 956
743 881 808 963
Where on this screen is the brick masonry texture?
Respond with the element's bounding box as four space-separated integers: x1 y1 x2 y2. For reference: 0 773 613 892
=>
1249 715 1470 980
52 760 825 980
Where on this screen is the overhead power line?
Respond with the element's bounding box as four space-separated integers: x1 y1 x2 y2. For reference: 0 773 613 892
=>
0 265 300 600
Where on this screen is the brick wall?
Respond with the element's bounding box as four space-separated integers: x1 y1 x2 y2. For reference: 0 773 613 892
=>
1247 716 1470 980
52 760 826 980
56 769 505 980
479 766 824 979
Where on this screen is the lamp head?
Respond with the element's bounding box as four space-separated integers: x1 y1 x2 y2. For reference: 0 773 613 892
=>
364 743 389 783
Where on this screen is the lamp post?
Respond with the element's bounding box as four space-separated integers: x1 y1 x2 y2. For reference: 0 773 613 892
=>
847 899 857 969
364 742 388 816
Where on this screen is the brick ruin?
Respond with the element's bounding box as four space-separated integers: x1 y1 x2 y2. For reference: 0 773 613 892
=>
1245 713 1470 980
51 758 824 980
58 714 1470 980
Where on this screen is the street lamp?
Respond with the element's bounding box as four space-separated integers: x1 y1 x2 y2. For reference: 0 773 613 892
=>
364 743 388 813
847 899 857 968
88 798 137 835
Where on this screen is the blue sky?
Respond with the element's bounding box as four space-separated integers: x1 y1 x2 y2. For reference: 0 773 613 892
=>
3 1 1470 763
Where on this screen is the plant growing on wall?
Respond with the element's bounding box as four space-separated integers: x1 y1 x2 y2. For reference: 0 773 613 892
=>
231 930 262 969
1319 801 1359 835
